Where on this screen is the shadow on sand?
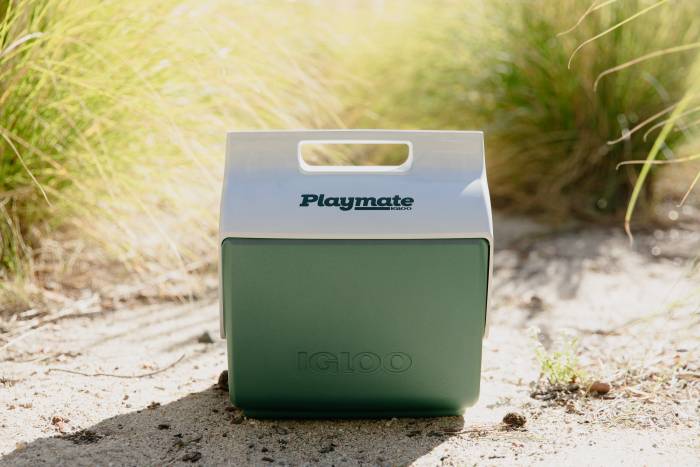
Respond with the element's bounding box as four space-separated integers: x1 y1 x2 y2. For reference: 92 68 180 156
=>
3 385 466 466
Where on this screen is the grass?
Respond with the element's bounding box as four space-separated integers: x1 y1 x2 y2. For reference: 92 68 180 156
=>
531 329 585 386
0 0 351 310
566 1 700 237
2 0 699 312
344 0 700 222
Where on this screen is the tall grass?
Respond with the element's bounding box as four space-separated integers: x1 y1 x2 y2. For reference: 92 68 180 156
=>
0 0 349 308
345 0 700 222
566 1 700 237
3 0 698 311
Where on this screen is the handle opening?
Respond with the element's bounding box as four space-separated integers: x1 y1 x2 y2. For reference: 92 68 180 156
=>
298 140 412 173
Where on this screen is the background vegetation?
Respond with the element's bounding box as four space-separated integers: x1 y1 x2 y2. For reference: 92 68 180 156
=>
0 0 348 309
344 0 700 221
1 0 699 311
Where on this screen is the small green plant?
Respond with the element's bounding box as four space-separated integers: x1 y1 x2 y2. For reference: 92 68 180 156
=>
531 330 585 385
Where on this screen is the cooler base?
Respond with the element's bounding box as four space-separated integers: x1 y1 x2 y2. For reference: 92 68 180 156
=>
239 407 466 419
221 237 490 418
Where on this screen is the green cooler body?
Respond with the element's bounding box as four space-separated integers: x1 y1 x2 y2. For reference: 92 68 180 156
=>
219 130 493 418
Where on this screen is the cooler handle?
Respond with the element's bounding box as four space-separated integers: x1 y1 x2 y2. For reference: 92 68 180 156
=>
297 140 413 174
225 130 485 175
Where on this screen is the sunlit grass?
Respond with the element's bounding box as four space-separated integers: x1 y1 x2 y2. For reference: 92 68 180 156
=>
0 0 349 307
2 0 699 311
346 0 700 222
566 0 700 237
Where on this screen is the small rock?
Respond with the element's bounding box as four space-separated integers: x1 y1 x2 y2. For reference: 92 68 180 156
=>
262 457 274 463
157 424 171 430
181 451 202 462
502 412 527 429
231 413 244 425
588 381 611 395
51 416 68 433
63 429 102 445
319 443 336 454
273 425 289 435
524 295 544 312
218 370 229 391
147 402 161 410
197 332 214 344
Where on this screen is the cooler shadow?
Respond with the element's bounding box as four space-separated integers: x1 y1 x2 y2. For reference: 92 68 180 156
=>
3 386 465 466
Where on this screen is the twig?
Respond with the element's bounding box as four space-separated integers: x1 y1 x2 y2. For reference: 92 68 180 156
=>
0 326 44 354
47 354 185 379
0 300 103 354
2 258 211 354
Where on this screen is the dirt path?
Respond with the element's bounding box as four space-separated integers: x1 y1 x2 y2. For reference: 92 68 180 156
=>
1 220 699 466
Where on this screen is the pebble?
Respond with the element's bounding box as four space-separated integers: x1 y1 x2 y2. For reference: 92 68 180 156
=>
587 381 611 395
197 331 214 344
502 412 527 428
217 370 229 391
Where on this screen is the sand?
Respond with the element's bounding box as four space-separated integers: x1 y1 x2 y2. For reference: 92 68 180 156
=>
1 216 699 466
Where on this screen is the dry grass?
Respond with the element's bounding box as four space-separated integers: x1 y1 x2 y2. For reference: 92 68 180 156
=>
344 0 700 222
554 1 700 238
0 0 361 313
2 0 699 317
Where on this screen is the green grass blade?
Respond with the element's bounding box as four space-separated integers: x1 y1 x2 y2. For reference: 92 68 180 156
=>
624 91 696 241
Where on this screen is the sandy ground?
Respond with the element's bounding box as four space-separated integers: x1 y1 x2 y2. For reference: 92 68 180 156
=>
1 217 699 466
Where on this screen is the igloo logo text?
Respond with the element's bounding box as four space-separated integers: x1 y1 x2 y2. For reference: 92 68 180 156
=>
297 351 413 374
